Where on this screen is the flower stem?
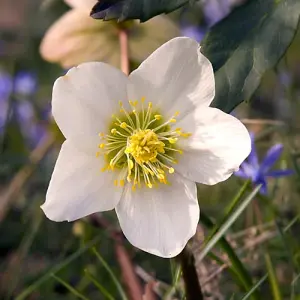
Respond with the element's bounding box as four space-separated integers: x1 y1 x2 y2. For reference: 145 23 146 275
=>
178 246 204 300
119 27 129 75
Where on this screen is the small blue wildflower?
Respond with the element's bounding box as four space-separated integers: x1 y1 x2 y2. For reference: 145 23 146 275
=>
0 70 13 99
203 0 231 26
0 71 12 130
0 70 44 147
15 100 46 147
181 25 206 42
235 133 293 194
14 71 37 96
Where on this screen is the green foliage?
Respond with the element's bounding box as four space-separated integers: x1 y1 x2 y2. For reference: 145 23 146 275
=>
92 247 128 300
91 0 199 22
201 0 300 113
3 0 300 299
16 236 102 300
265 253 282 300
240 274 268 300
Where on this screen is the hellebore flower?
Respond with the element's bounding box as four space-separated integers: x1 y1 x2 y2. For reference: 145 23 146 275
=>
235 133 293 194
40 0 179 69
41 38 251 257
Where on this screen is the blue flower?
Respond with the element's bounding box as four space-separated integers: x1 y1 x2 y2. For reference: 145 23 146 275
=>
181 25 206 42
0 70 13 99
14 71 37 96
15 100 46 147
235 133 293 194
0 70 44 147
203 0 231 26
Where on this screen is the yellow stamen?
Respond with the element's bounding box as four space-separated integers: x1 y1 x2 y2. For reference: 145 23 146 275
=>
96 99 191 190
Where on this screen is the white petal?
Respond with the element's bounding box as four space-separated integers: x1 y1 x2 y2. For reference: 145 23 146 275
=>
40 10 120 68
128 37 215 119
175 107 251 185
52 62 128 138
116 174 199 258
64 0 97 11
41 138 123 222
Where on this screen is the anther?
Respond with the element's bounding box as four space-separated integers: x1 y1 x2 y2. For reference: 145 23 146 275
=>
168 138 177 144
120 122 128 129
169 168 175 174
180 132 192 138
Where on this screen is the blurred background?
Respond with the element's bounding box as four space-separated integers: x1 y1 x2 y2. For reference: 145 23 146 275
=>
0 0 300 299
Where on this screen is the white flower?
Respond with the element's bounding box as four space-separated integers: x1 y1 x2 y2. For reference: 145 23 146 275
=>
40 0 179 68
41 37 251 258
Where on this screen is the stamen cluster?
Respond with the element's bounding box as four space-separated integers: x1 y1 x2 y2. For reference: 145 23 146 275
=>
96 98 191 190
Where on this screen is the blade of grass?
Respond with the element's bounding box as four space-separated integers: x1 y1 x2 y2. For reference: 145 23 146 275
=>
265 253 282 300
84 269 114 300
201 212 254 295
16 235 101 300
200 186 261 299
164 262 182 299
240 274 268 300
199 185 261 261
6 206 43 300
51 274 91 300
290 272 300 300
275 220 300 273
92 247 128 300
206 180 251 242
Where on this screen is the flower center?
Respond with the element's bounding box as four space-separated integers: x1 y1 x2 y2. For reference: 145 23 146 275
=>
96 98 191 190
125 129 165 164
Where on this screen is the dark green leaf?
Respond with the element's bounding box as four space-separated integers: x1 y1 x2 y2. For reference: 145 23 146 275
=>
91 0 199 22
201 0 300 113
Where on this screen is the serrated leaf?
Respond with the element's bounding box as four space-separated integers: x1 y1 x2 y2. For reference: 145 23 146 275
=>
201 0 300 113
91 0 199 22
